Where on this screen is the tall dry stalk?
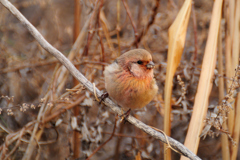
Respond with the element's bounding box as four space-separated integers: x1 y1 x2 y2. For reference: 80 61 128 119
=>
180 0 223 159
73 1 82 158
227 0 235 136
218 20 230 160
230 0 240 159
164 0 192 159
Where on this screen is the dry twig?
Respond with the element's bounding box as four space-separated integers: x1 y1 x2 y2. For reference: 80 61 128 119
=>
121 0 139 48
86 116 118 160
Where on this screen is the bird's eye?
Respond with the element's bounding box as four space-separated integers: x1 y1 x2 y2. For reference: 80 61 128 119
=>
137 60 143 65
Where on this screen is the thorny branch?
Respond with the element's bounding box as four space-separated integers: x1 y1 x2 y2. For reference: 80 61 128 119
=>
0 0 201 160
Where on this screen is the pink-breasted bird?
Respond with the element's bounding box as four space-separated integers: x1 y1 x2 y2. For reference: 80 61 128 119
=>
104 49 158 113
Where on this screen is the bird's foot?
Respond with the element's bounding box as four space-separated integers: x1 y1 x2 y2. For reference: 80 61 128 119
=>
99 92 109 104
120 109 131 123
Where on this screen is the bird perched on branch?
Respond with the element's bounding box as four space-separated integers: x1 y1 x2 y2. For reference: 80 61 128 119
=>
103 49 158 115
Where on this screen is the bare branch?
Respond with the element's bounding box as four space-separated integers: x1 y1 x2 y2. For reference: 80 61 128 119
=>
122 0 139 48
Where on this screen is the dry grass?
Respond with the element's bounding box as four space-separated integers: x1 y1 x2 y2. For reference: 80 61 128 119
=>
0 0 239 159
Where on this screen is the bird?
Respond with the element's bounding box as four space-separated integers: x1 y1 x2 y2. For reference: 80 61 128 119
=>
103 49 158 115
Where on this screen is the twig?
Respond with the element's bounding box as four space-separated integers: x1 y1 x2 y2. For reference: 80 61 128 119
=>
55 11 93 94
137 0 161 44
86 116 117 160
102 131 149 139
169 0 177 9
150 126 180 154
73 93 81 156
75 60 109 66
0 119 54 159
116 0 121 55
0 60 108 74
99 10 116 55
218 19 230 160
187 2 198 85
0 59 58 73
0 1 201 159
4 127 26 160
148 0 160 31
73 0 81 41
41 95 85 124
22 95 49 160
4 121 35 144
72 6 82 157
93 83 100 102
191 1 198 65
73 1 82 153
114 121 124 160
121 0 139 48
1 131 11 159
97 0 105 72
0 121 11 133
83 0 100 56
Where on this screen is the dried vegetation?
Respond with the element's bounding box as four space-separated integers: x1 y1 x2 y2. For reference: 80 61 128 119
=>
0 0 239 160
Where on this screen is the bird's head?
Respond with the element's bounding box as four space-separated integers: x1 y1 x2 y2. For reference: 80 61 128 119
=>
117 49 155 79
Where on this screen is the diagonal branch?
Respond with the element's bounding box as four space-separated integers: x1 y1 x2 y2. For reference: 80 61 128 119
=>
0 0 201 159
122 0 139 48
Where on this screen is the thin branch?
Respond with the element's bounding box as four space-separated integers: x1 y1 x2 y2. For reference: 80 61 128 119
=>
97 0 105 72
122 0 139 48
83 0 100 56
137 0 161 44
0 59 58 73
191 2 198 64
114 121 124 160
0 1 201 159
73 0 81 41
86 116 117 160
102 131 149 139
0 60 108 74
41 95 85 124
4 127 26 160
22 95 49 160
116 0 121 55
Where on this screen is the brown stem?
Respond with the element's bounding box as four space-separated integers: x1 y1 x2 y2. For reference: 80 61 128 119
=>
116 0 121 55
42 96 85 124
97 0 105 73
74 0 81 41
191 2 198 65
103 131 149 139
114 122 124 160
83 0 100 56
86 116 118 160
137 0 161 44
122 0 139 48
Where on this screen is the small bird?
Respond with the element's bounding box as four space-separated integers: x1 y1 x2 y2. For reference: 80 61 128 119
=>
104 49 158 114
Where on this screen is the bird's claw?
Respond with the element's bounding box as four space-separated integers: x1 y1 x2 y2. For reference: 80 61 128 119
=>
99 92 109 104
120 109 131 123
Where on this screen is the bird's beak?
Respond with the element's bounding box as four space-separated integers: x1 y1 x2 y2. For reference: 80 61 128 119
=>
146 61 155 69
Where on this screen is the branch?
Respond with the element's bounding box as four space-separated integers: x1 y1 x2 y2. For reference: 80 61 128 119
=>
122 0 139 48
137 0 161 44
0 0 201 159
